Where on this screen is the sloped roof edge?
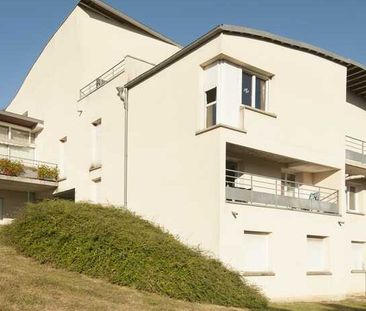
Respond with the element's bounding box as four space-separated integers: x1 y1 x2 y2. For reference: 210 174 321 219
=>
79 0 182 48
126 24 366 99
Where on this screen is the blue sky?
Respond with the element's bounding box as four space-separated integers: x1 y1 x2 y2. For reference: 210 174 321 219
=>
1 0 365 108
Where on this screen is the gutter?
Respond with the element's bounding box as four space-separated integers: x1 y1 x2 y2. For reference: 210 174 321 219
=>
117 86 128 207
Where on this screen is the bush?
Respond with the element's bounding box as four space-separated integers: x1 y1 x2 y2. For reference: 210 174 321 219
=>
37 165 59 180
0 158 24 176
2 201 268 310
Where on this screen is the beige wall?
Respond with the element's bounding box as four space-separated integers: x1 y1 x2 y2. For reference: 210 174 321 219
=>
6 5 179 205
127 32 366 300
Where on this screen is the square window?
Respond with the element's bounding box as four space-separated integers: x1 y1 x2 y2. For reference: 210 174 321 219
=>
351 241 365 271
244 231 270 272
307 235 329 272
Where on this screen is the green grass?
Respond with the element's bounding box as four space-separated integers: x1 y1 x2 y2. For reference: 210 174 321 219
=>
2 200 267 310
0 234 243 311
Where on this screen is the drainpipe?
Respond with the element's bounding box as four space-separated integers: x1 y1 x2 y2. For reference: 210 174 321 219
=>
117 86 128 207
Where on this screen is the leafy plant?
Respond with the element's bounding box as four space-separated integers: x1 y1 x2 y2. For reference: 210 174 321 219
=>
2 200 268 310
38 165 59 181
0 158 24 176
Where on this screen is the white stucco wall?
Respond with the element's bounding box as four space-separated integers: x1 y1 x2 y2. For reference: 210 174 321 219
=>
6 5 180 205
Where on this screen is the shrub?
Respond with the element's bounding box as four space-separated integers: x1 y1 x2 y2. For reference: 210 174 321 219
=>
0 158 24 176
38 165 59 181
2 200 268 310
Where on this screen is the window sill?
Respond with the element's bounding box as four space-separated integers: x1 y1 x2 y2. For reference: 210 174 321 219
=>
351 270 366 274
89 164 102 172
347 211 364 216
306 271 332 276
242 271 275 277
195 124 247 136
58 177 67 182
242 105 277 118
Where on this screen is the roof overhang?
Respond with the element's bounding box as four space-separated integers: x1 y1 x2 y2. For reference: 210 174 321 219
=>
78 0 181 48
126 24 366 99
0 110 44 131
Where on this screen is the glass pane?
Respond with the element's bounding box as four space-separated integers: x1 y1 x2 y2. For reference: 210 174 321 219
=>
242 72 252 106
9 146 34 160
0 144 7 157
11 129 29 144
206 88 216 104
0 126 8 141
255 77 266 110
206 104 216 128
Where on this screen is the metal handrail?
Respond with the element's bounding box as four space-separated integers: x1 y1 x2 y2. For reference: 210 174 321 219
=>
0 153 57 168
79 58 126 100
346 135 366 155
225 169 338 204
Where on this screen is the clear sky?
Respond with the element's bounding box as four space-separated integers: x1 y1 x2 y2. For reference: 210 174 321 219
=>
1 0 365 108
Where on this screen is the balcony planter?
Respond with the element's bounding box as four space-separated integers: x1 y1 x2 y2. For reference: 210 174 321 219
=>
0 159 25 177
37 165 59 181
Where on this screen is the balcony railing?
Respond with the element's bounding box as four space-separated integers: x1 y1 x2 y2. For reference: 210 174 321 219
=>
226 169 339 214
0 154 58 182
79 58 126 100
346 135 366 165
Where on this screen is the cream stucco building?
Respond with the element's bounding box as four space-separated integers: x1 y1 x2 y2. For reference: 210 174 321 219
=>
3 0 366 301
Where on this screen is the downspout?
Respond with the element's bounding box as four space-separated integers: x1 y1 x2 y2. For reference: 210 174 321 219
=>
117 86 128 207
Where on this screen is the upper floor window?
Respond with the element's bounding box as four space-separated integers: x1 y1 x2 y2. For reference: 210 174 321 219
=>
205 88 217 128
242 71 267 111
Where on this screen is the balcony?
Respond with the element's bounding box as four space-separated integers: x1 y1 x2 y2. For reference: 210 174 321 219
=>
346 136 366 167
79 58 125 100
0 154 58 192
226 169 339 214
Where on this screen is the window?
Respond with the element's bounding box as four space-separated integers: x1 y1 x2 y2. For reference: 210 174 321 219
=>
351 241 366 271
205 88 217 128
347 185 360 212
12 128 30 144
243 231 270 272
91 177 101 203
59 137 67 179
92 119 102 167
307 235 329 272
281 173 297 197
9 146 34 160
0 126 9 141
242 71 267 111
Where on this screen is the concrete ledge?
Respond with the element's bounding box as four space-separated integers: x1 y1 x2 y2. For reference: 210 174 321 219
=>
243 271 275 277
351 270 366 274
89 165 102 172
195 124 247 136
347 211 365 216
243 105 277 118
306 271 332 276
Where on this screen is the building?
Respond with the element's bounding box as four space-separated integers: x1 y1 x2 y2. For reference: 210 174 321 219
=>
4 0 366 301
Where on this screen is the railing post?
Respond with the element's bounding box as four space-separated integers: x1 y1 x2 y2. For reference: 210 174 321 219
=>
250 175 253 204
275 179 278 207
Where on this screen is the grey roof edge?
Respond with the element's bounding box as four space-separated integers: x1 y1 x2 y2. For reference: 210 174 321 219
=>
0 110 44 125
126 24 366 89
79 0 182 48
4 0 181 111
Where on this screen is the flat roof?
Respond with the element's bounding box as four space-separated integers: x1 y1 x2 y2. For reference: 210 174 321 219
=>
126 24 366 99
0 110 43 129
79 0 181 48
